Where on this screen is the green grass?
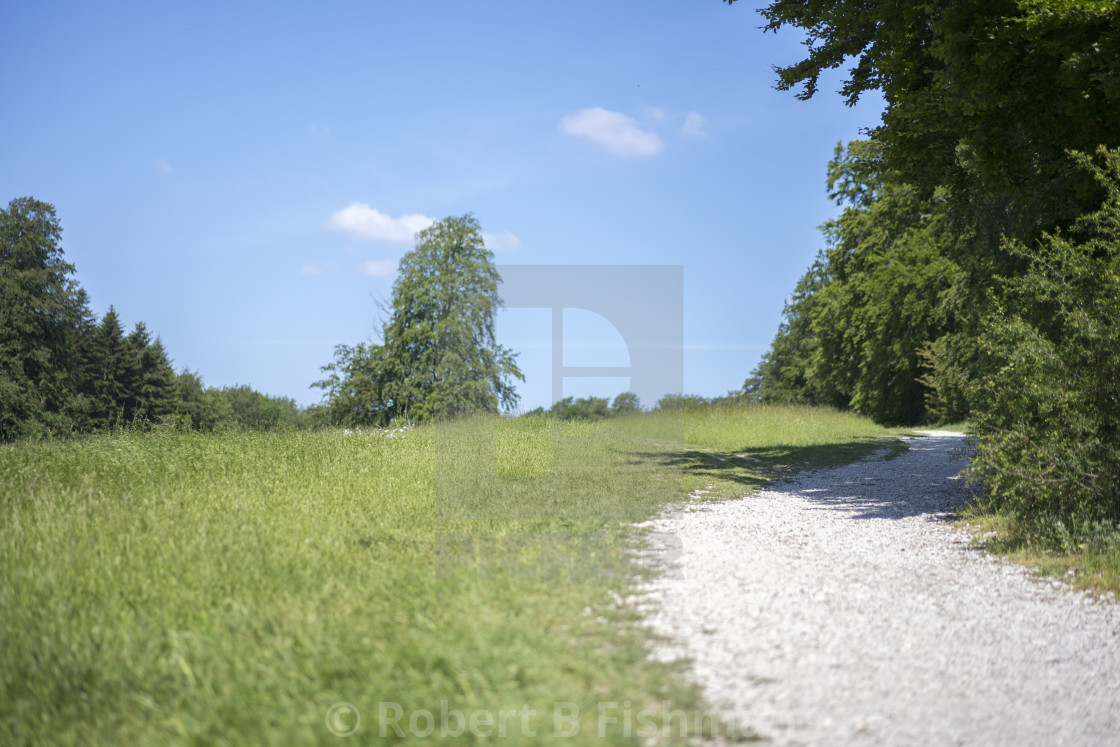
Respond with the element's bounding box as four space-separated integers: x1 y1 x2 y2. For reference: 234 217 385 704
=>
943 419 1120 597
0 405 903 745
950 416 1119 597
926 421 970 433
668 403 914 500
956 506 1120 597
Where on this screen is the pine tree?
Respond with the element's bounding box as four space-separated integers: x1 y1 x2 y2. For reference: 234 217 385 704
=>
122 323 179 423
85 307 130 429
0 197 90 439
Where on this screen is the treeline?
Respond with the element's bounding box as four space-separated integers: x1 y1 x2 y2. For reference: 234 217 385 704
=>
525 392 749 421
740 0 1120 545
525 393 641 420
744 140 962 425
0 197 309 440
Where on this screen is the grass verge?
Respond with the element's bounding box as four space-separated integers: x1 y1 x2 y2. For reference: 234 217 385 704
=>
955 507 1120 597
948 420 1120 598
0 405 903 745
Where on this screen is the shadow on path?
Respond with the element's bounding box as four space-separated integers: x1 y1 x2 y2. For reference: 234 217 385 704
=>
784 433 974 522
627 436 916 497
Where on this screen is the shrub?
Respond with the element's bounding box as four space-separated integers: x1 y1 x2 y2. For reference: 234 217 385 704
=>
969 148 1120 545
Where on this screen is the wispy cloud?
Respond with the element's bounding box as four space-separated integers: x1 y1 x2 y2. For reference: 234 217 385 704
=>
328 204 522 252
645 107 665 121
310 124 332 137
483 231 522 252
357 259 397 277
327 204 434 242
299 262 336 276
152 158 172 173
559 107 664 156
681 111 707 137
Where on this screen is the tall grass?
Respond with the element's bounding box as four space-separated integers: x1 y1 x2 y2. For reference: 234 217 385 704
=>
0 405 902 744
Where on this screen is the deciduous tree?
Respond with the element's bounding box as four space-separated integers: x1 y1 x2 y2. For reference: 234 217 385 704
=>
970 148 1120 542
746 142 962 424
739 0 1120 224
316 215 522 425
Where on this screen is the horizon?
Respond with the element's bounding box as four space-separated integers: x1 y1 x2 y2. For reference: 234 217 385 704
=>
1 1 884 411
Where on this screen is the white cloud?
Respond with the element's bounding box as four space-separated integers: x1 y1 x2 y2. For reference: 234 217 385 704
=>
327 204 435 242
310 124 332 137
483 231 522 252
357 259 397 277
299 262 336 276
681 111 707 137
645 107 665 121
152 158 172 173
559 107 664 156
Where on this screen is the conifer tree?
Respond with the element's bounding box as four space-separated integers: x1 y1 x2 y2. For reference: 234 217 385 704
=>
86 307 130 429
0 197 90 439
125 323 179 423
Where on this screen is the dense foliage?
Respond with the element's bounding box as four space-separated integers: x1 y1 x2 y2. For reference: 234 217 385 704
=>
970 149 1120 544
177 371 305 432
0 197 305 439
315 215 523 425
520 392 643 421
748 0 1120 222
746 142 962 425
739 0 1120 541
0 198 89 439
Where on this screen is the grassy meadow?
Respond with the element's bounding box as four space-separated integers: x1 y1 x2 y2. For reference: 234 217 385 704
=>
0 404 903 745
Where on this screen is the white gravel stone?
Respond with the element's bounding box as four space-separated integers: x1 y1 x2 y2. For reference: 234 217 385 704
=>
632 431 1120 746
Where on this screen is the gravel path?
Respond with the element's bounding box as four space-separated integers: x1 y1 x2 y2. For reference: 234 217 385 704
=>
632 432 1120 746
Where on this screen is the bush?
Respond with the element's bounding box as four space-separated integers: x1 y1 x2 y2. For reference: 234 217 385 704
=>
969 148 1120 545
549 396 610 421
654 393 710 410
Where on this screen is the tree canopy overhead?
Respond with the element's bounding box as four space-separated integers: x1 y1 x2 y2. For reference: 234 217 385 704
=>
315 214 523 425
740 0 1120 218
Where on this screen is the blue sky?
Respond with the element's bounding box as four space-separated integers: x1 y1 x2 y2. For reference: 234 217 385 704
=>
2 1 882 412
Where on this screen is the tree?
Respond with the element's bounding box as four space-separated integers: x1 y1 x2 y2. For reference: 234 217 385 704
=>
610 392 642 416
174 372 300 431
176 369 234 430
739 0 1120 225
743 257 837 407
746 142 962 424
737 0 1120 541
550 395 610 421
315 214 523 425
83 307 131 429
125 323 180 423
655 394 710 410
969 147 1120 544
0 197 196 438
811 149 961 424
313 342 391 425
220 385 301 431
0 197 90 439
